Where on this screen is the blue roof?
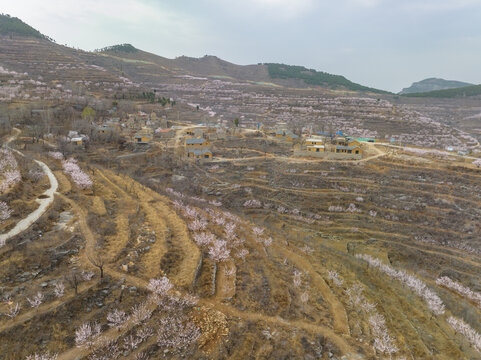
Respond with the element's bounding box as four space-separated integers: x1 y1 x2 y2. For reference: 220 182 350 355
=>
185 138 207 144
336 145 360 150
189 149 212 155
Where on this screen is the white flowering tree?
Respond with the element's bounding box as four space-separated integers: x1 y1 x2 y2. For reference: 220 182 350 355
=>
75 322 101 349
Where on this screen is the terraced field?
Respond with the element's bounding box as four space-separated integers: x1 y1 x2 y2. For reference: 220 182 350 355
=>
1 111 481 360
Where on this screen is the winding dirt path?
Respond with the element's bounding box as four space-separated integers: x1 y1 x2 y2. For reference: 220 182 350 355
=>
0 130 59 244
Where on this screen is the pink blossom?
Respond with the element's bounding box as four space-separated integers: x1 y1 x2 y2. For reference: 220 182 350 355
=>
25 351 58 360
131 302 153 325
448 316 481 352
436 276 481 308
75 322 101 348
356 254 445 315
235 248 249 261
62 158 92 189
209 239 230 262
48 151 64 160
107 309 129 330
0 201 12 223
54 282 65 298
4 302 20 319
327 270 344 287
252 227 264 238
243 199 262 208
26 292 43 309
157 315 200 349
193 232 215 246
147 277 173 296
188 218 208 231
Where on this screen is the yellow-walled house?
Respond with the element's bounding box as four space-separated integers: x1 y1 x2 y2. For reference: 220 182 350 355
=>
185 137 210 147
134 134 152 144
305 137 324 146
347 139 361 147
307 145 325 152
334 137 348 146
335 145 362 155
188 149 212 159
70 137 83 146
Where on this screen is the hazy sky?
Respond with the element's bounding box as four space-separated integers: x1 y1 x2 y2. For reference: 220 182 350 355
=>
3 0 481 92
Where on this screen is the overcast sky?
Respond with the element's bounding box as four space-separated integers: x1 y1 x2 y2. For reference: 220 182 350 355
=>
3 0 481 92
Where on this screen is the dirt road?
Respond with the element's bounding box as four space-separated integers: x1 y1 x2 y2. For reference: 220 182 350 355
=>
0 130 59 243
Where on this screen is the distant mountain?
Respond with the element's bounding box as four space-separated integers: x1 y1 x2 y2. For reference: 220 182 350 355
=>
0 14 51 40
266 63 391 94
98 43 138 53
96 48 390 93
0 14 392 95
400 78 473 94
403 84 481 98
171 55 270 82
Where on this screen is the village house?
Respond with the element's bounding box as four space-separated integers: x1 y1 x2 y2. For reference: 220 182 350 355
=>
307 144 325 152
335 145 362 155
97 120 119 134
285 132 299 142
134 133 152 144
333 137 360 147
295 133 363 159
347 138 361 147
70 137 84 146
305 137 325 152
187 149 213 159
330 136 362 155
155 128 173 139
185 137 210 148
67 130 88 146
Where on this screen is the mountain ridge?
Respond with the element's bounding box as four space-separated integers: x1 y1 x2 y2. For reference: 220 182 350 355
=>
400 77 474 94
403 84 481 98
0 13 52 41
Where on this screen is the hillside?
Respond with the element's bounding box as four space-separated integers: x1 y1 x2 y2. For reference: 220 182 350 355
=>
403 83 481 98
97 44 389 93
0 14 50 40
96 49 271 84
0 36 143 101
400 77 474 94
172 55 270 82
266 63 391 94
0 12 393 95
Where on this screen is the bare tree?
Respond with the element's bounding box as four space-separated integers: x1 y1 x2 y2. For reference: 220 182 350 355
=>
88 253 105 279
41 107 52 135
65 271 81 295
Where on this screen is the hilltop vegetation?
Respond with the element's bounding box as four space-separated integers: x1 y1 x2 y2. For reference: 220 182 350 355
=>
266 63 390 94
98 43 138 53
400 77 474 94
404 83 481 98
0 14 50 40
